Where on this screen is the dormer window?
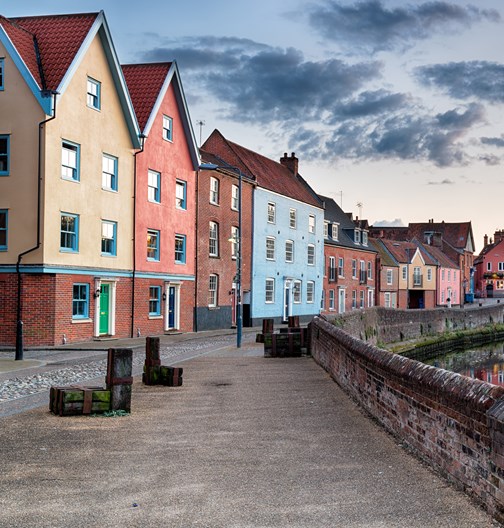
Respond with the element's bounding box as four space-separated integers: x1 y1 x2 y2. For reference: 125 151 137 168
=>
324 221 329 238
362 231 368 246
332 224 339 241
354 229 361 244
87 77 101 110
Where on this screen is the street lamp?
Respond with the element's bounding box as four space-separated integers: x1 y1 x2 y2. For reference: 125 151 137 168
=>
199 162 243 348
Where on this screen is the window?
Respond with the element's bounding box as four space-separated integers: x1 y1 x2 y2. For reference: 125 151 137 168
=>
163 115 173 141
367 261 372 279
307 244 315 265
487 262 492 272
290 209 297 229
102 154 118 191
175 234 186 263
386 269 393 285
352 259 357 278
210 177 219 204
293 280 301 303
308 214 315 233
209 274 218 307
285 240 294 263
329 256 336 281
428 268 433 281
175 180 187 209
384 292 391 308
321 289 325 310
362 231 368 246
359 260 366 283
352 290 357 309
231 185 239 210
149 286 161 316
61 140 80 181
265 278 275 303
266 237 275 260
72 283 89 319
60 213 79 252
324 221 329 238
86 77 101 110
209 222 219 256
0 58 4 91
354 229 361 244
307 281 315 303
332 224 339 240
338 257 344 277
441 269 445 280
0 135 9 175
329 290 335 310
267 202 276 223
402 266 407 280
360 290 365 308
148 170 161 203
101 221 117 256
0 209 7 250
231 226 239 259
413 267 421 286
147 229 160 261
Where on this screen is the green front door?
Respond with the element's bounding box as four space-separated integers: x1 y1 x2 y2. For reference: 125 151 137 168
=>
99 284 110 335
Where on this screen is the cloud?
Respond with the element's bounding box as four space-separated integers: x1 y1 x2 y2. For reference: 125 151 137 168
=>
138 37 382 123
373 219 405 227
481 135 504 147
308 1 499 53
416 61 504 103
427 178 455 185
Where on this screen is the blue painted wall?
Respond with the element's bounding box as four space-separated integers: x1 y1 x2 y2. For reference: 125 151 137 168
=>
251 187 324 322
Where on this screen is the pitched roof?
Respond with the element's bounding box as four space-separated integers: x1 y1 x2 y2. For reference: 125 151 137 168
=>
408 221 474 252
122 62 172 131
422 244 458 269
1 12 98 90
202 129 322 208
369 238 398 267
380 239 436 266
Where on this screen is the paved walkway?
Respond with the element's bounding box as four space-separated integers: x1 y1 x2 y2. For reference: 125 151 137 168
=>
0 333 501 527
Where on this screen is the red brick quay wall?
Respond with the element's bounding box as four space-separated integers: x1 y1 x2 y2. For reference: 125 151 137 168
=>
310 316 504 522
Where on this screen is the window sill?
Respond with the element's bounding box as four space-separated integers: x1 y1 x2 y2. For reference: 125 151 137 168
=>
101 254 117 258
72 318 92 324
102 187 118 193
148 315 163 320
207 306 220 310
61 177 80 183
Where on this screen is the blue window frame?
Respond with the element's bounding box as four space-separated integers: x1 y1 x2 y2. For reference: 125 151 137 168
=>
175 179 186 209
87 77 101 110
61 140 80 182
175 234 186 264
72 283 89 319
0 135 9 176
148 170 161 203
0 209 7 250
101 220 117 256
147 229 160 261
0 58 4 91
102 154 118 191
163 115 173 141
149 286 161 315
60 213 79 252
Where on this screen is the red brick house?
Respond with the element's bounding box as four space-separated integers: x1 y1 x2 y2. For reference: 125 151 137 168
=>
474 230 504 298
122 62 200 335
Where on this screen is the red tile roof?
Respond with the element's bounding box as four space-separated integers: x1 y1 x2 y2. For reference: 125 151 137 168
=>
122 63 172 131
1 13 98 90
408 222 473 251
202 130 321 208
381 239 437 265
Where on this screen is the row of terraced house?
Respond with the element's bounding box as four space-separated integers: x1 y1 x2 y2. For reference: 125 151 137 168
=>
0 11 477 348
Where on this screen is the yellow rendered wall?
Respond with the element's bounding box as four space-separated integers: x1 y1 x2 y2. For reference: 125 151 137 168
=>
41 35 135 270
0 41 46 264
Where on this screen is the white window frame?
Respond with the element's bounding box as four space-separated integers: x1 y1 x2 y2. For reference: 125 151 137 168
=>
267 202 276 224
324 221 329 238
386 269 393 285
307 244 315 266
231 226 239 259
293 280 302 303
209 221 219 257
307 281 315 303
210 177 219 205
266 237 276 260
332 224 339 241
308 214 315 234
338 257 344 277
163 115 173 141
285 240 294 263
289 208 297 229
329 289 335 310
265 278 275 303
209 274 218 307
231 185 239 211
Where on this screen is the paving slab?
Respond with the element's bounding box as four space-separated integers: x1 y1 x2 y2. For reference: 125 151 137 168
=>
0 348 500 528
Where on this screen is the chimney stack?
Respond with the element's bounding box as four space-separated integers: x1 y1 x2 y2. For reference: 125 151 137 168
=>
280 152 298 175
484 234 488 247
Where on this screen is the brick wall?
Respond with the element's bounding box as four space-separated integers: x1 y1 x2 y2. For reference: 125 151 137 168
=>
310 316 504 522
328 304 504 345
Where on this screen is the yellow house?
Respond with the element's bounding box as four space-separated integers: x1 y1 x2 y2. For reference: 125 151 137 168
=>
0 12 141 350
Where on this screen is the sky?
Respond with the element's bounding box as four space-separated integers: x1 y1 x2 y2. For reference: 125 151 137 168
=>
4 0 504 252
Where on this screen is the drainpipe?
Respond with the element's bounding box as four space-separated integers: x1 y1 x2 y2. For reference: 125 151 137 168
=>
15 91 58 360
130 134 146 338
193 168 199 332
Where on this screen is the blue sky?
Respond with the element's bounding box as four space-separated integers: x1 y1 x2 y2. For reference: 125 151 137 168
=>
5 1 504 251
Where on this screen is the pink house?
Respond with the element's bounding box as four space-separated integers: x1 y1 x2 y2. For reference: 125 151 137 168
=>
474 231 504 298
122 62 200 334
424 245 461 306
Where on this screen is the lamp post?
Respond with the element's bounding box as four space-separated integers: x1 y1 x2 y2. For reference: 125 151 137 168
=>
199 162 243 348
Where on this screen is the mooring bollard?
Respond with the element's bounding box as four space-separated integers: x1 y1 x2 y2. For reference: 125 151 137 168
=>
106 348 133 412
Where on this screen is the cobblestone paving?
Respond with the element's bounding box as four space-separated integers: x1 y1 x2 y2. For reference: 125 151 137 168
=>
0 335 243 403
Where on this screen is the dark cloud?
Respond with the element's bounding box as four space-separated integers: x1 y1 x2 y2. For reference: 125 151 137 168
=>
427 178 455 185
139 37 382 123
416 61 504 103
481 135 504 147
308 1 499 53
